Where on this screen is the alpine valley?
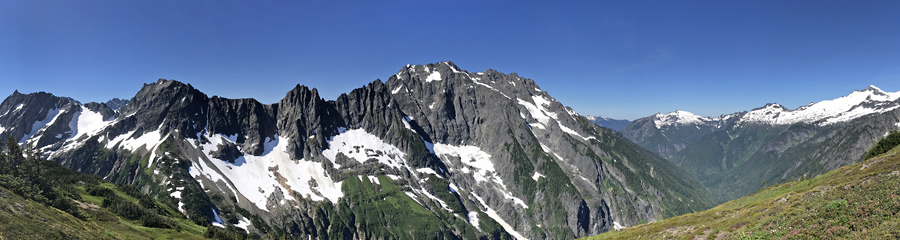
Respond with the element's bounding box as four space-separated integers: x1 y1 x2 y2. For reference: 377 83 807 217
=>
0 62 714 239
621 86 900 203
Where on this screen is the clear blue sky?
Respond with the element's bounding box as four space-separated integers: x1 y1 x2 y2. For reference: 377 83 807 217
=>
2 1 899 120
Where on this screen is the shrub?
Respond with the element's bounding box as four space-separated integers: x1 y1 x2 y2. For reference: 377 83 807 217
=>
864 131 900 160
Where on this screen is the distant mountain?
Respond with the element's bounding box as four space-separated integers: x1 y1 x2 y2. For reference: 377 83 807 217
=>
0 62 713 239
621 111 720 159
104 98 129 111
584 115 631 131
586 133 900 239
621 85 900 202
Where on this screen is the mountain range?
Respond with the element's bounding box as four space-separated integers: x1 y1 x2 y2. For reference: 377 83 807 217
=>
584 116 631 132
0 62 713 239
620 85 900 202
587 131 900 239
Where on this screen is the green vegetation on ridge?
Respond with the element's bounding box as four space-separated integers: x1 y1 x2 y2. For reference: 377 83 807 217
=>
0 135 213 239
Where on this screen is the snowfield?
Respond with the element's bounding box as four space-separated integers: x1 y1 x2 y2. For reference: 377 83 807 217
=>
322 128 407 169
191 133 343 211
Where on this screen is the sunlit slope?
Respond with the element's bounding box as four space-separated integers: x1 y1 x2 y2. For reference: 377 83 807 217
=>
585 133 900 239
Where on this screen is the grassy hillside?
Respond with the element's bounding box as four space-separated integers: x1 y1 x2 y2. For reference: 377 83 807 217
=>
585 134 900 239
0 137 218 240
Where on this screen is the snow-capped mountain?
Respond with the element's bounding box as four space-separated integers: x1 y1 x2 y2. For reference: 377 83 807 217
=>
0 62 713 239
650 111 718 129
584 115 631 131
621 110 721 159
621 85 900 203
738 85 900 125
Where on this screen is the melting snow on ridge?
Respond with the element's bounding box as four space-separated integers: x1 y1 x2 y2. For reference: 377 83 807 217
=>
471 193 527 240
519 95 593 141
471 77 512 100
433 144 494 182
391 85 406 94
322 128 407 169
433 143 528 209
193 134 343 211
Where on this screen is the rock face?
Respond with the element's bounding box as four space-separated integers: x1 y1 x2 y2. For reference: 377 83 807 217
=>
0 62 714 239
621 86 900 203
104 98 129 111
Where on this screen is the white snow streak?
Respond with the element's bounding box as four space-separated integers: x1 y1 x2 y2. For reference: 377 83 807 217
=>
471 193 527 240
468 211 482 231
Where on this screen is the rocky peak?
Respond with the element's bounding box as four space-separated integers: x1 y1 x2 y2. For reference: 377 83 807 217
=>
104 98 129 111
115 79 209 139
0 91 79 142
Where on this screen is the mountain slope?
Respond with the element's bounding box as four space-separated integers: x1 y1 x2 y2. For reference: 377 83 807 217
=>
0 62 714 239
585 132 900 239
621 111 721 159
0 139 213 240
622 86 900 203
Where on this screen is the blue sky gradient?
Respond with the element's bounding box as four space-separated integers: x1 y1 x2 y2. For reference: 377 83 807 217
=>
2 0 899 120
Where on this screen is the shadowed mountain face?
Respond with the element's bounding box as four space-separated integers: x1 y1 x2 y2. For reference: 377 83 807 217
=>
621 86 900 203
0 62 713 239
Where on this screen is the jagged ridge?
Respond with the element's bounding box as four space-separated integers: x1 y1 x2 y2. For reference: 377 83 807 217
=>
0 62 714 239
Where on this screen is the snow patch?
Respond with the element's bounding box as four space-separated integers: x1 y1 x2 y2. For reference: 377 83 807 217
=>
420 187 451 211
401 116 414 131
471 193 527 240
532 172 545 181
391 86 404 94
471 77 512 100
404 192 421 204
468 211 481 231
366 176 380 185
170 191 182 199
211 208 225 227
323 128 407 169
613 221 625 230
433 144 494 182
425 71 442 82
519 96 593 141
235 217 253 231
70 105 112 140
433 143 528 209
21 108 60 142
416 167 439 176
197 134 343 211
